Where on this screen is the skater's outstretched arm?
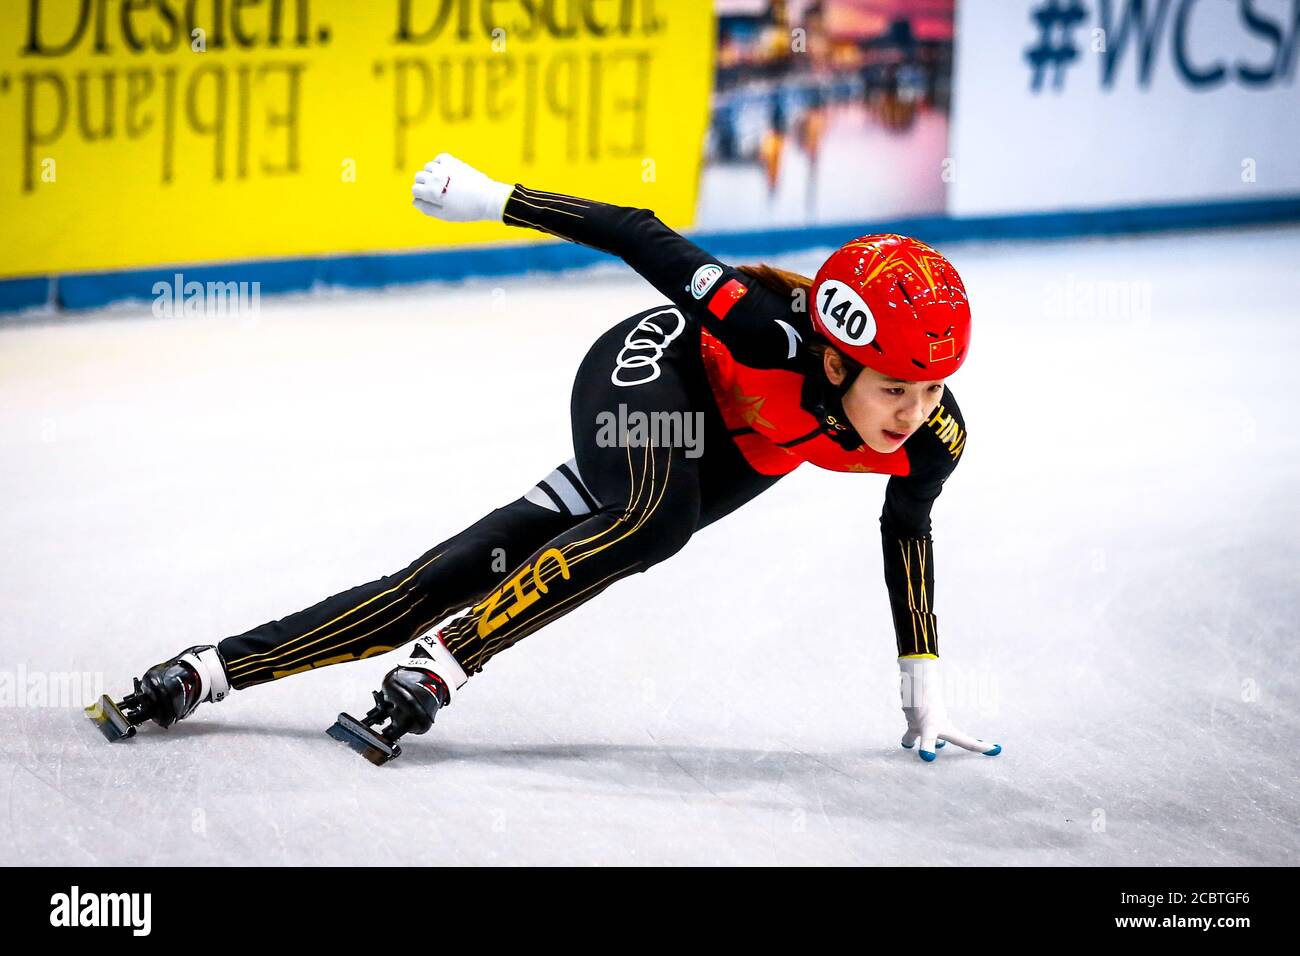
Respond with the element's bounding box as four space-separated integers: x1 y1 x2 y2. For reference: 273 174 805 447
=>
411 152 803 371
879 386 966 659
879 389 997 762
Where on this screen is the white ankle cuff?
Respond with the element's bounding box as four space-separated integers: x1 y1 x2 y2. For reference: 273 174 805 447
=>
402 631 468 698
185 646 231 703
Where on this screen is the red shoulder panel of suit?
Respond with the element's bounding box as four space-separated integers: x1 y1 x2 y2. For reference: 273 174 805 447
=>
699 329 912 478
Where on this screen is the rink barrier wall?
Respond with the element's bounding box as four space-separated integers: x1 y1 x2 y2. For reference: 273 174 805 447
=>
3 195 1299 315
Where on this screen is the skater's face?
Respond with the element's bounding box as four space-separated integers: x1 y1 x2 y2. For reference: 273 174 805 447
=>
823 351 945 453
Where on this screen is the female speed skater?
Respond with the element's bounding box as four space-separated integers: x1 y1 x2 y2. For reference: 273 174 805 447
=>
87 153 1001 766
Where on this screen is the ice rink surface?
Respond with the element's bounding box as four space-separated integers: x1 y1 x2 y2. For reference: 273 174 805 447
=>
2 225 1298 866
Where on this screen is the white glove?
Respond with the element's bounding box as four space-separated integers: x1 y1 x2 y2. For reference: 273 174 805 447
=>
899 656 1001 762
411 153 513 223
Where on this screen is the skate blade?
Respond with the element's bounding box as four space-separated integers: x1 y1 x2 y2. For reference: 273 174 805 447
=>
326 713 401 766
85 695 137 742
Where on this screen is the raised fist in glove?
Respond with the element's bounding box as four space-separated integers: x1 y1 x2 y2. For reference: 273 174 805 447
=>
899 655 1002 763
411 153 513 223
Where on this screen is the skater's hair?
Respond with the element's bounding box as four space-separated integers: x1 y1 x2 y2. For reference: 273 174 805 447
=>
737 263 866 386
736 263 812 299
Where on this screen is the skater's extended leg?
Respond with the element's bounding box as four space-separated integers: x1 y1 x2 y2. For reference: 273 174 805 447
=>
89 461 603 738
218 459 597 689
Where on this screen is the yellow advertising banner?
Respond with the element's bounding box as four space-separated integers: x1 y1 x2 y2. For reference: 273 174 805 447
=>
0 1 715 278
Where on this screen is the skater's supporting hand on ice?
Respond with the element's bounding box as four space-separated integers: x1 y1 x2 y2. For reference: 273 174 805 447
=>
898 655 1001 763
411 153 513 223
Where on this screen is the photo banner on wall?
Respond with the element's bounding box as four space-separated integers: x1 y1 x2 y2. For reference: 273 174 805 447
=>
949 0 1300 216
0 1 714 278
697 0 957 231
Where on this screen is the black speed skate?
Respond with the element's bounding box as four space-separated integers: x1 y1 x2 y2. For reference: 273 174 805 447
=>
327 630 467 765
86 645 231 742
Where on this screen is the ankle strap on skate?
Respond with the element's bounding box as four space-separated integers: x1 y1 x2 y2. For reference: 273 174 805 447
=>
401 631 468 699
181 646 231 703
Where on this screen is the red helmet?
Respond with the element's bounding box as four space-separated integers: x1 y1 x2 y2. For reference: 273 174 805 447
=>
810 234 971 381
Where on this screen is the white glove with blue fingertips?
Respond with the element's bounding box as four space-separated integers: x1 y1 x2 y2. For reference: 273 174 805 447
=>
899 655 1002 762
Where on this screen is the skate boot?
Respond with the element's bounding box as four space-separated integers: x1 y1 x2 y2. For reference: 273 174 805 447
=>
327 629 468 765
86 645 231 742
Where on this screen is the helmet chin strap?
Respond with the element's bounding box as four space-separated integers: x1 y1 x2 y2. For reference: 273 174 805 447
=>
799 349 866 451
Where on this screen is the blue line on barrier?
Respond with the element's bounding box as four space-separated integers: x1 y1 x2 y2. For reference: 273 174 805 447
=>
0 277 53 313
3 196 1299 314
